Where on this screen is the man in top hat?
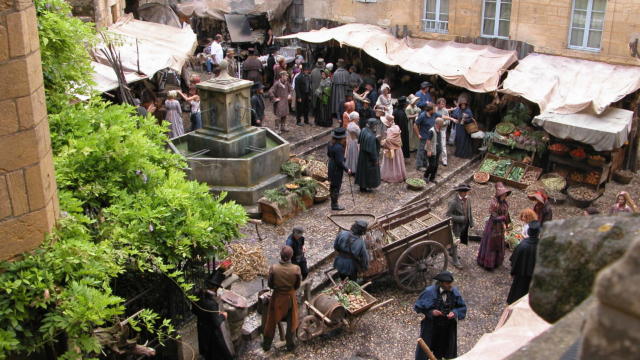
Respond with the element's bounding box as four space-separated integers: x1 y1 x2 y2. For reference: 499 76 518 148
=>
414 271 467 360
294 63 313 126
193 270 233 360
415 81 434 108
262 246 302 352
446 183 474 269
250 83 265 126
333 220 370 281
242 48 263 84
310 58 325 115
285 226 308 280
393 96 411 158
327 127 352 210
355 118 382 193
507 221 541 304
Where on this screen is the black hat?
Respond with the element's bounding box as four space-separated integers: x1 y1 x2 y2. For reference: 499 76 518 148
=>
302 62 311 70
332 127 347 139
433 271 454 283
454 183 471 192
397 96 407 105
367 118 379 128
268 46 279 53
205 270 226 289
351 220 368 235
252 82 265 91
421 81 432 89
527 221 541 238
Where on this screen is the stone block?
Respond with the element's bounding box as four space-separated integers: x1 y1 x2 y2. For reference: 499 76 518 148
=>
16 85 46 129
34 117 52 160
0 128 40 172
0 175 10 219
14 0 31 11
0 99 18 136
0 0 13 12
0 25 8 62
6 7 33 57
0 207 53 261
24 152 56 212
0 58 31 100
6 169 28 216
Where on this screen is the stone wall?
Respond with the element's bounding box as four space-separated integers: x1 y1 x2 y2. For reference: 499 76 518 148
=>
0 0 58 261
69 0 125 28
304 0 640 66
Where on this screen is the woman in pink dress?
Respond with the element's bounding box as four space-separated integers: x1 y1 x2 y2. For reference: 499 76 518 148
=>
477 182 512 270
165 90 185 138
380 116 407 183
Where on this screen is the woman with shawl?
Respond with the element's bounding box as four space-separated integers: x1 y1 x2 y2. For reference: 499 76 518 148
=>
527 190 553 227
380 116 407 183
164 90 184 138
609 191 637 215
314 70 333 127
345 111 361 175
477 182 512 270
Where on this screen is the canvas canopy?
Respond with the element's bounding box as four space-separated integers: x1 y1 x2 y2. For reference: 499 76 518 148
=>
533 107 633 151
175 0 292 21
454 296 550 360
91 14 196 93
277 24 518 93
502 53 640 115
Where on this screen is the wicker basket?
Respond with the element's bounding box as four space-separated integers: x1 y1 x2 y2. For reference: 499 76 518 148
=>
473 172 490 184
464 121 479 134
567 185 599 208
613 170 634 184
313 182 330 203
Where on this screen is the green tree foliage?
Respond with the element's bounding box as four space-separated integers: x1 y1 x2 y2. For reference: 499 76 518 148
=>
0 1 247 358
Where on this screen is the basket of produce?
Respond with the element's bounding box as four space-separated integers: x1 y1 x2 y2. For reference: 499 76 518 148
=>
569 171 585 184
492 159 512 178
548 143 569 156
587 155 606 167
479 158 498 173
547 190 567 205
313 182 330 203
285 183 300 190
406 178 427 191
569 148 587 162
322 280 377 316
540 173 567 192
474 171 490 184
584 171 601 186
281 161 302 178
506 164 525 183
520 167 542 185
612 170 634 184
567 185 600 208
496 122 516 136
303 159 329 181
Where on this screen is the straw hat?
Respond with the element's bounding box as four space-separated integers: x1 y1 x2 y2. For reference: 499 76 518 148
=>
407 94 419 105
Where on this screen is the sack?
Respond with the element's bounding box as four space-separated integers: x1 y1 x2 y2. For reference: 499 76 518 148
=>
464 120 479 134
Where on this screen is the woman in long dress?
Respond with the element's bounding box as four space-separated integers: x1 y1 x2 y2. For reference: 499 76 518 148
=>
477 182 512 270
380 117 407 183
345 111 361 175
451 97 474 159
405 94 420 152
165 90 185 138
314 70 333 127
342 101 355 128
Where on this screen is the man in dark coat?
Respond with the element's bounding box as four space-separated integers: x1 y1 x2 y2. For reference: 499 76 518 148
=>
294 63 312 125
507 221 541 304
394 96 411 158
327 127 352 210
358 99 374 129
446 184 474 269
262 246 301 352
309 58 325 115
330 59 351 118
265 46 277 88
250 83 265 126
193 270 233 360
285 226 308 279
414 271 467 360
355 118 381 192
333 220 369 281
242 48 263 84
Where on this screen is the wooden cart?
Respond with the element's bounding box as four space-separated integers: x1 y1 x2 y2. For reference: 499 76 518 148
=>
328 201 454 292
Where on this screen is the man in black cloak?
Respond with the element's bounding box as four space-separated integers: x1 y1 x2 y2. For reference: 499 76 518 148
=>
327 127 352 210
393 96 411 158
330 59 351 119
355 118 381 192
193 270 233 360
414 271 467 360
507 221 541 304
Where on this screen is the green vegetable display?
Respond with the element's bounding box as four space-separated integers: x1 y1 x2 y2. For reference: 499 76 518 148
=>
480 159 498 173
493 160 512 177
508 166 525 182
406 178 427 187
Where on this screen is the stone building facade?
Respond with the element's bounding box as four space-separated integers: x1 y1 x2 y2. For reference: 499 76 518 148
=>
304 0 640 66
68 0 125 28
0 0 59 261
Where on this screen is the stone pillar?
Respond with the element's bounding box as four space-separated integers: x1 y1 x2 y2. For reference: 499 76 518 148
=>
0 0 58 261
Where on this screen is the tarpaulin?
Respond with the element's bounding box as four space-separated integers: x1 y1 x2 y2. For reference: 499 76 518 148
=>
175 0 293 21
454 295 550 360
533 107 633 151
91 14 196 93
138 3 182 28
501 53 640 115
276 23 518 93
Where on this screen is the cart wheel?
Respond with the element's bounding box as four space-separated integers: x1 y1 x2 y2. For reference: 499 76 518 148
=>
297 315 323 342
393 240 448 291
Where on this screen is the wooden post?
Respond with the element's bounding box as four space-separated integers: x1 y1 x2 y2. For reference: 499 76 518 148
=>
417 338 438 360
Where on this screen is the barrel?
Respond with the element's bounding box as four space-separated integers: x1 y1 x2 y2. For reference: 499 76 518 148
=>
311 294 347 325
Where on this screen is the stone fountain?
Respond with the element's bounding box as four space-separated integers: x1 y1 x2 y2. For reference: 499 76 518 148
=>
168 60 290 205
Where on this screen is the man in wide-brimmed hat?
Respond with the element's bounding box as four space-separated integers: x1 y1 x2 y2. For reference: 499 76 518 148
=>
414 270 467 360
193 270 232 360
446 183 474 269
333 220 370 280
327 127 352 210
415 81 434 108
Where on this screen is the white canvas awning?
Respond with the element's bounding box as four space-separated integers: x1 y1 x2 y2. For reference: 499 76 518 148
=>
454 296 550 360
175 0 292 21
533 107 633 151
277 24 518 93
91 14 197 93
502 53 640 115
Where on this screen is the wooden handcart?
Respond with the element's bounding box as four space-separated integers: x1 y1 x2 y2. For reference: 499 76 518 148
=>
328 201 455 292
